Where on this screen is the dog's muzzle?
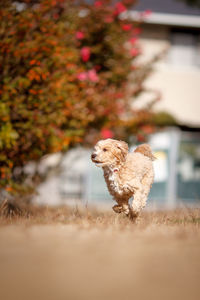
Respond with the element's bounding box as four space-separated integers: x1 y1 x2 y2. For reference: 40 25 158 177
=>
91 153 97 160
91 153 103 164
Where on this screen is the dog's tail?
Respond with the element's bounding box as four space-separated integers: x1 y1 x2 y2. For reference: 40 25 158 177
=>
134 144 156 161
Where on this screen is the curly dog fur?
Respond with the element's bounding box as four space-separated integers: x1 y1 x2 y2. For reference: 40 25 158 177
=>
91 139 155 219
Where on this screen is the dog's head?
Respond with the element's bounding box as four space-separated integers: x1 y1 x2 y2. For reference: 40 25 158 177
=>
91 139 128 168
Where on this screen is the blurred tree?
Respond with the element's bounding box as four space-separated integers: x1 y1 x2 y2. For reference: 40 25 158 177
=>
0 0 174 194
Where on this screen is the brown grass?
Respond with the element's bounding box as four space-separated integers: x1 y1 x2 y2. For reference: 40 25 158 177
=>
0 204 200 300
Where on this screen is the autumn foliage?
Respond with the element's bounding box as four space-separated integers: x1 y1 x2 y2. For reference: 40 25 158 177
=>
0 0 161 192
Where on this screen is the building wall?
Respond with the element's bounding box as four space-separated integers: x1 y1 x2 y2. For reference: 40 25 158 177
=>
136 24 200 126
146 65 200 125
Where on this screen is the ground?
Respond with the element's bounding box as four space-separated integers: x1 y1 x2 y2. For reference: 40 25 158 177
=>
0 205 200 300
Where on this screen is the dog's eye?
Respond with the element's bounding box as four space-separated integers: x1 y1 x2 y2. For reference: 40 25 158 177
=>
103 148 107 152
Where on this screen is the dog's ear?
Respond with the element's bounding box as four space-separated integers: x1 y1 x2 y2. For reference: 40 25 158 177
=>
115 140 128 160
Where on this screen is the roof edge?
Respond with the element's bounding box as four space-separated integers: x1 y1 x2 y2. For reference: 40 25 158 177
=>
128 11 200 28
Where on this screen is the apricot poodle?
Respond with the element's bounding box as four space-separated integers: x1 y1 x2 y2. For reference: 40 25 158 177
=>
91 139 155 219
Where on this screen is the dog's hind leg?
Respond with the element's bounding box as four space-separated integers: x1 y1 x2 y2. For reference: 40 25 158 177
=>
140 169 154 208
130 189 144 216
131 185 152 217
130 167 154 217
129 178 146 217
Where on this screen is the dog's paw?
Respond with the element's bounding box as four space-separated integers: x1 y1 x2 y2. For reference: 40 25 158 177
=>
128 208 139 221
122 204 130 216
112 205 123 214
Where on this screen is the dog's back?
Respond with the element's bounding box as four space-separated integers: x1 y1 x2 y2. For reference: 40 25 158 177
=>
134 144 155 161
123 145 154 182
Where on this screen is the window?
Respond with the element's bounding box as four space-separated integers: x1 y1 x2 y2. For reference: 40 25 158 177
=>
168 30 199 67
177 141 200 202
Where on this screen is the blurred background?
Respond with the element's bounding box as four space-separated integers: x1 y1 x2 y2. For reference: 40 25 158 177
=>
0 0 200 210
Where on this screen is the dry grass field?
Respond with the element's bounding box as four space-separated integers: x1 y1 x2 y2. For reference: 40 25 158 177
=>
0 205 200 300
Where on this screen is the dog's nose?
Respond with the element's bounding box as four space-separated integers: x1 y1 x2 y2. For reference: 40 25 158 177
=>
91 153 97 160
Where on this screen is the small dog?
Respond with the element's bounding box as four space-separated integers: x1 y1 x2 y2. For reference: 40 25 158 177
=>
91 139 155 219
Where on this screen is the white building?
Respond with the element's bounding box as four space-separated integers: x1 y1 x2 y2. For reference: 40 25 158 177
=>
132 0 200 126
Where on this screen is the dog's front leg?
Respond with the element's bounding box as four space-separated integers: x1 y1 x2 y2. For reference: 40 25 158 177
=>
112 198 129 215
112 204 123 213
